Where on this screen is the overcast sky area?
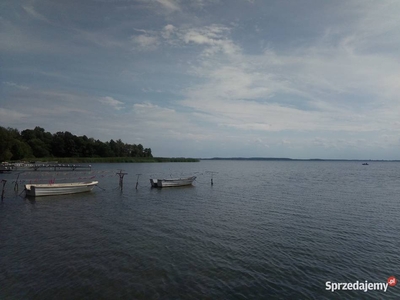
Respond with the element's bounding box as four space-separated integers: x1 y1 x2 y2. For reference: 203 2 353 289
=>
1 0 400 159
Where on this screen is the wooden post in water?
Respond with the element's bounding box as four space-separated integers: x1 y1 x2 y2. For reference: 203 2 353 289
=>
1 180 6 201
116 170 128 190
208 171 218 186
135 174 141 190
14 173 20 192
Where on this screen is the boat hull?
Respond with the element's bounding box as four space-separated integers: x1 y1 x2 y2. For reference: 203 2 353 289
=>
25 181 98 197
150 176 196 188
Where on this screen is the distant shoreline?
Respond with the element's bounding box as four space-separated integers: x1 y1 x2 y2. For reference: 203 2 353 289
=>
201 157 400 162
6 157 399 164
4 157 200 164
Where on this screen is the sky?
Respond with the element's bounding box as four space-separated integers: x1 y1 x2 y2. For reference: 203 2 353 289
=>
1 0 400 159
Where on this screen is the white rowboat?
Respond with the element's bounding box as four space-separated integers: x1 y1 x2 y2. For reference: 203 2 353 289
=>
150 176 196 188
25 181 98 197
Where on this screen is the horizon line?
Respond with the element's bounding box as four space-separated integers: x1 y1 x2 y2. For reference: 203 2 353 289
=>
199 157 400 162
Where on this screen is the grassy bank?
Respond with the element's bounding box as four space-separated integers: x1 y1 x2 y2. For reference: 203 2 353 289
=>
22 157 199 163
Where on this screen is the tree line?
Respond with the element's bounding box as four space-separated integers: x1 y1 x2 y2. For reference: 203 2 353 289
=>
0 126 152 161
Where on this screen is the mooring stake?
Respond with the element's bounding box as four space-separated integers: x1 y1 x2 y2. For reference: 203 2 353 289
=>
116 170 128 190
206 171 218 185
1 180 6 201
208 171 218 186
13 173 21 192
135 174 142 190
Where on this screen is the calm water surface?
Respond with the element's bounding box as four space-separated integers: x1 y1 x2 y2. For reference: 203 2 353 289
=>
1 161 400 299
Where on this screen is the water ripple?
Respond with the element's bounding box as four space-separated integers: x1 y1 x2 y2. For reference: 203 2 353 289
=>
1 161 400 299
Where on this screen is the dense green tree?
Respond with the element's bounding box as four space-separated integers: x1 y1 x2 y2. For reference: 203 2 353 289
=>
137 144 144 157
11 140 32 160
51 132 66 157
0 127 31 161
94 140 114 157
85 138 96 157
21 128 35 142
21 127 51 158
109 139 117 156
0 127 11 161
0 126 153 160
27 138 50 158
144 148 152 157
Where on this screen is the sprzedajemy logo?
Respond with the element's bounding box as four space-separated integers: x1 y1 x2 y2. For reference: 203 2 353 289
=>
326 276 397 293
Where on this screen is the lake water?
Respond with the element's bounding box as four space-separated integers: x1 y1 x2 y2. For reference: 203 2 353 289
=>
1 161 400 299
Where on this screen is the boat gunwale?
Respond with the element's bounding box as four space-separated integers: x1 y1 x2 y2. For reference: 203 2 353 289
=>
155 176 196 182
25 181 98 190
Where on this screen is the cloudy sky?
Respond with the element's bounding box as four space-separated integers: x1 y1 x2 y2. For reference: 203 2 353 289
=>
1 0 400 159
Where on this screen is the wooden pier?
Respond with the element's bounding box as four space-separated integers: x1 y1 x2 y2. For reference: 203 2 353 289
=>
30 164 92 171
0 168 13 174
1 163 92 172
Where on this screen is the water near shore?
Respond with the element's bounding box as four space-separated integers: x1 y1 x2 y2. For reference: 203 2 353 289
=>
1 161 399 299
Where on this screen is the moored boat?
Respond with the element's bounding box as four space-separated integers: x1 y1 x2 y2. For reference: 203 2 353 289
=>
150 176 196 188
24 181 98 197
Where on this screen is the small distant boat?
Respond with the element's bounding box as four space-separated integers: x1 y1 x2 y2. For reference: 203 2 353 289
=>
362 163 369 165
150 176 196 188
24 181 98 197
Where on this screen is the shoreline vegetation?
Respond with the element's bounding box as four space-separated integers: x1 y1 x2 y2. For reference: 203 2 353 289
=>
0 126 199 163
24 157 199 163
1 126 152 162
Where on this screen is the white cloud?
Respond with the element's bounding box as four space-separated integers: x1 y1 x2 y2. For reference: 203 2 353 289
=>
0 108 28 123
99 96 124 110
160 16 400 138
162 24 176 39
134 0 220 14
131 103 217 142
127 0 182 15
181 24 240 56
22 5 49 22
131 23 240 54
156 0 181 12
254 138 270 148
131 34 160 50
3 81 29 90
